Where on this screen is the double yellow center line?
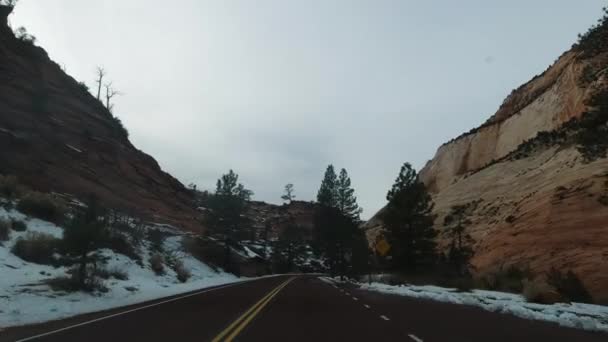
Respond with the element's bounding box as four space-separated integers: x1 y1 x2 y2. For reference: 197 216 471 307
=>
212 277 296 342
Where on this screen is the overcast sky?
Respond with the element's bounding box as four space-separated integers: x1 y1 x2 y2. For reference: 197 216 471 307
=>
10 0 605 218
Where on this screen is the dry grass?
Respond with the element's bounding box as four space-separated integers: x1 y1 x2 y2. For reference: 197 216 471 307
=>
0 175 25 199
174 260 191 283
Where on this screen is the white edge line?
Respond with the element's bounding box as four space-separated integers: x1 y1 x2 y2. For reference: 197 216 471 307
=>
408 333 424 342
380 315 390 321
364 304 370 309
15 281 249 342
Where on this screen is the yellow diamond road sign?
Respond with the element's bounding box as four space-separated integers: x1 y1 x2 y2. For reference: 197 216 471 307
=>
376 238 391 256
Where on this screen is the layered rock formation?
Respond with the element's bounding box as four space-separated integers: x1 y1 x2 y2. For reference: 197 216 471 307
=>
365 18 608 301
0 6 198 230
246 200 317 240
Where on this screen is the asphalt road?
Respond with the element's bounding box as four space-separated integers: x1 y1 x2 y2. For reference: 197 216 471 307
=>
2 275 607 342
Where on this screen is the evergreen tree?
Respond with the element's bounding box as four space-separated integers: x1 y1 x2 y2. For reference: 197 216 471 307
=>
381 163 437 273
205 170 253 275
336 168 362 221
63 195 108 290
272 222 306 273
316 165 338 207
314 165 369 278
443 204 475 276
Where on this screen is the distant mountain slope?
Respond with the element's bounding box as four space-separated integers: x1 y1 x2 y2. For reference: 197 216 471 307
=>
246 200 317 239
365 13 608 301
0 7 198 230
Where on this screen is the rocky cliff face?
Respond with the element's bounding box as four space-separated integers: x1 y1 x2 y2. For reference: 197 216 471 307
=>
0 7 198 230
419 51 591 193
246 200 317 240
365 20 608 301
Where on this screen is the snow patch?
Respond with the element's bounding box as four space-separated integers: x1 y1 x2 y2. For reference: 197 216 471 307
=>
0 207 241 328
65 144 82 153
354 280 608 333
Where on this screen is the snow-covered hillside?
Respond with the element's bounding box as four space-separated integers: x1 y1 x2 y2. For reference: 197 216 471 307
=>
0 207 239 328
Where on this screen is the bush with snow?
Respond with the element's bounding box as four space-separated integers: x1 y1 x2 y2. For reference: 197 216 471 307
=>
11 231 61 265
0 204 239 328
174 260 191 283
149 253 165 275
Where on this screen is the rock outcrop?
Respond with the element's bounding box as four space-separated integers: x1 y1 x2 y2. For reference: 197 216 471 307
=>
365 18 608 301
0 6 198 230
246 200 317 240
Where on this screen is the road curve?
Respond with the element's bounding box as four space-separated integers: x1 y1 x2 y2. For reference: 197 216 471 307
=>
2 275 606 342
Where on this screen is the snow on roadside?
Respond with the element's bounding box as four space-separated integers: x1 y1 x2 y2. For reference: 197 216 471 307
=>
332 277 608 333
0 207 240 328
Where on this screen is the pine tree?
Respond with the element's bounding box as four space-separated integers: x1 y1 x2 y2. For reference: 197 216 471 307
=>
314 165 369 277
63 195 108 290
205 170 253 275
316 165 338 208
444 204 474 276
381 163 437 273
336 168 362 221
272 222 306 273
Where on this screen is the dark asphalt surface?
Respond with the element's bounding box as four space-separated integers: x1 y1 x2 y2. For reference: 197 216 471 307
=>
2 275 607 342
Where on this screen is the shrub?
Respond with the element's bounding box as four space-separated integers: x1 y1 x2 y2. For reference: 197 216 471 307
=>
0 175 22 199
11 232 60 265
182 236 221 271
174 260 191 283
112 219 146 246
45 275 80 293
523 279 561 304
574 89 608 162
78 82 89 93
11 219 27 232
446 277 474 293
17 192 65 223
578 64 598 87
0 218 10 241
149 253 165 275
111 116 129 138
147 229 165 252
478 265 530 293
574 7 608 59
101 231 141 263
14 26 37 44
55 265 108 293
95 266 129 281
547 268 593 303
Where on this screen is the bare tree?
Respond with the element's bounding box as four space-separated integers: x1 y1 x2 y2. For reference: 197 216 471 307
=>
281 183 296 204
95 66 106 100
104 82 122 113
